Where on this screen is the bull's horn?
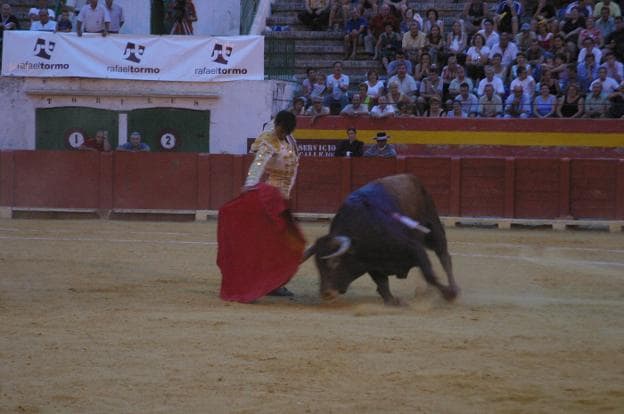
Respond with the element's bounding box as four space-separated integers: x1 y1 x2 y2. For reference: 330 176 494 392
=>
320 236 351 259
301 244 317 263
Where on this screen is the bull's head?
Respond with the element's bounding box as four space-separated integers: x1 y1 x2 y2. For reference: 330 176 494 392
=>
302 235 365 301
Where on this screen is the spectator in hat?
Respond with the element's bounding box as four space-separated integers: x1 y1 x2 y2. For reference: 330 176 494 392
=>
334 127 364 157
364 132 397 157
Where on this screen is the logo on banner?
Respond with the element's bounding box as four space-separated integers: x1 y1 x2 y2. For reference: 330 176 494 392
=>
211 43 233 65
33 38 55 60
123 42 146 63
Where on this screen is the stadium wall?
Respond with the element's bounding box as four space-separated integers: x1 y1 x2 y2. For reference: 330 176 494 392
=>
1 151 623 222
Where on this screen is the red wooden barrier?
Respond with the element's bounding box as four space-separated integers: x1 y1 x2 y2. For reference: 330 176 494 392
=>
1 151 623 221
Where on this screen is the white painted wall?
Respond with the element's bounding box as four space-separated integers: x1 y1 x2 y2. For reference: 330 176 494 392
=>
0 77 297 154
114 0 240 35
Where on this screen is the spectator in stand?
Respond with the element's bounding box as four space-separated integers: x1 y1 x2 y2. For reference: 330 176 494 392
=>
536 20 554 51
557 82 584 117
169 0 197 35
300 68 317 105
413 51 432 83
510 66 537 98
401 21 426 65
340 93 370 116
560 6 586 53
596 6 615 39
375 23 402 69
447 100 468 118
565 0 593 18
466 33 490 81
494 0 521 35
424 95 446 117
328 0 350 32
56 9 73 32
491 52 510 84
578 16 603 49
590 66 620 93
446 20 468 63
334 127 364 156
417 64 444 114
365 4 400 57
536 69 561 96
526 39 546 76
305 96 331 122
104 0 123 34
356 81 372 108
79 130 112 152
343 7 367 59
288 96 306 116
602 51 623 83
298 0 331 31
593 0 621 18
490 31 519 69
426 24 446 65
386 80 413 109
511 52 533 80
607 81 624 117
370 94 396 118
1 4 20 41
383 0 407 20
478 84 504 117
533 83 558 117
551 34 574 63
454 82 479 116
396 101 416 117
584 81 609 117
605 15 624 62
364 69 384 104
310 71 327 104
387 50 413 77
478 18 500 49
449 65 475 100
77 0 110 37
441 54 461 94
422 8 444 36
516 22 536 52
324 61 350 112
388 62 418 98
462 0 489 37
577 37 602 64
29 0 55 23
358 0 378 20
30 9 56 31
533 0 557 21
117 132 150 152
577 52 599 91
504 84 531 117
477 65 506 97
364 132 397 157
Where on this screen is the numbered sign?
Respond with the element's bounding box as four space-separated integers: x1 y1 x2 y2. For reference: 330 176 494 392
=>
160 132 177 150
67 131 85 149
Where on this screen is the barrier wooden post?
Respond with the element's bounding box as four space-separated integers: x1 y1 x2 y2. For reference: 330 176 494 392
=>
557 158 572 229
98 152 113 219
449 157 461 216
0 151 15 218
504 157 515 219
616 159 624 221
340 157 352 202
196 154 212 220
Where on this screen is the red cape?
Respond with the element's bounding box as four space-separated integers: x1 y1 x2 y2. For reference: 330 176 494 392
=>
217 183 306 303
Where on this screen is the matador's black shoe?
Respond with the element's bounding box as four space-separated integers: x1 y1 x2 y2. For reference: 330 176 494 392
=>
267 286 294 297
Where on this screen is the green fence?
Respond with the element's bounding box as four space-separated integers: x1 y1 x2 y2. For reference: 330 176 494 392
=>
264 36 296 81
240 0 260 34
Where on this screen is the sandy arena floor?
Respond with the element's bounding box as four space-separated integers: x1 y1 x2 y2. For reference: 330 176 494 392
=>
0 219 623 413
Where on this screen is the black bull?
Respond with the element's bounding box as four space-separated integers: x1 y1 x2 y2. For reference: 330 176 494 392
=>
302 174 459 305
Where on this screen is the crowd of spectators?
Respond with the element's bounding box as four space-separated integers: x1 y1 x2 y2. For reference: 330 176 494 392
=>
295 0 624 119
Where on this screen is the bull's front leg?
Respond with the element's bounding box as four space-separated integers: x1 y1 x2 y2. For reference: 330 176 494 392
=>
369 272 405 306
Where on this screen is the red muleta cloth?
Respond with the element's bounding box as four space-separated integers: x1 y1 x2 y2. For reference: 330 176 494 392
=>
217 183 306 303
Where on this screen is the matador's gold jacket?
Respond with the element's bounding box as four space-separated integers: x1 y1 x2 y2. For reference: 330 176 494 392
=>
245 130 299 199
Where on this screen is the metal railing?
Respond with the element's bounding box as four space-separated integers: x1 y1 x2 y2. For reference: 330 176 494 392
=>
240 0 260 35
264 36 296 81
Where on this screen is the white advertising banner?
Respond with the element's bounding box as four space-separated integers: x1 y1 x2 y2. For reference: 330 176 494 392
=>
1 31 264 82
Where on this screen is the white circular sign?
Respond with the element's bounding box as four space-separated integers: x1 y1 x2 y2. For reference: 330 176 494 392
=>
160 133 176 150
68 132 85 149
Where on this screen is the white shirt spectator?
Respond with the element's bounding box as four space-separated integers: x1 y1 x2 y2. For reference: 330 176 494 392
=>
477 29 499 49
578 47 603 64
510 75 536 98
28 7 55 20
326 73 350 101
370 104 396 118
477 76 505 96
77 3 111 33
30 19 57 31
489 41 519 67
466 45 491 64
590 76 620 94
388 74 418 96
601 61 624 83
105 1 124 32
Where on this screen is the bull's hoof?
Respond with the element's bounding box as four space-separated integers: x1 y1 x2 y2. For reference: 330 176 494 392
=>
441 286 459 301
384 297 407 307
